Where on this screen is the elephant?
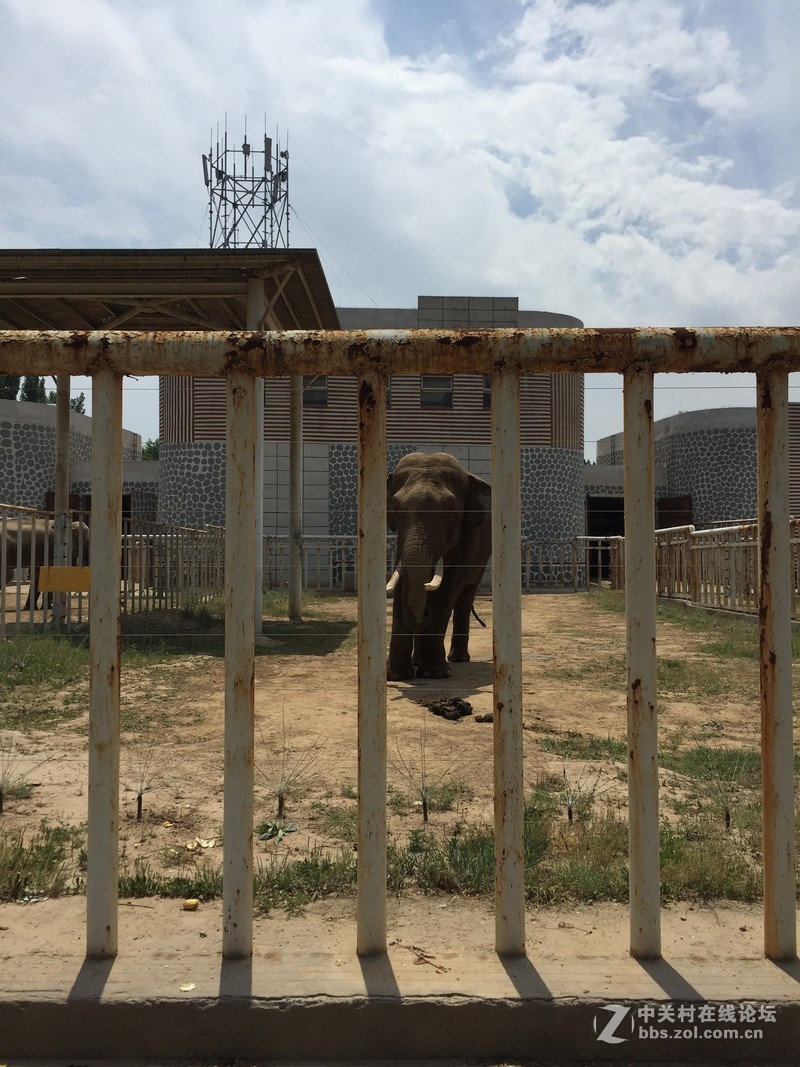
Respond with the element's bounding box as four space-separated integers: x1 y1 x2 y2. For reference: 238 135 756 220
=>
2 518 90 610
386 452 491 680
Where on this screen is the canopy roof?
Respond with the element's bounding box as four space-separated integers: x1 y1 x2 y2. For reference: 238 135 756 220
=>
0 248 341 332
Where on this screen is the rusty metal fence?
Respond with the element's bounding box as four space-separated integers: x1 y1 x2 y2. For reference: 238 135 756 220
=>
0 326 797 968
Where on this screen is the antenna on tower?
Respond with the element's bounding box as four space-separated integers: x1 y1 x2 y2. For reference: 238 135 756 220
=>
201 116 290 249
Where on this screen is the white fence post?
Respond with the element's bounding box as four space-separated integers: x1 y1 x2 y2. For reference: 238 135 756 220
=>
222 370 257 959
356 369 388 956
86 369 123 959
623 366 661 960
756 368 797 961
491 367 525 956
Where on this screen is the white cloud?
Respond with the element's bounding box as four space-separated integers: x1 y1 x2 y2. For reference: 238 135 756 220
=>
0 0 797 450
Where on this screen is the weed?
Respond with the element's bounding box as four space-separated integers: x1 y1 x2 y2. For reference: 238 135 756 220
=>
310 802 357 845
539 731 627 763
256 819 298 843
256 706 327 818
118 857 222 900
123 735 165 820
0 635 89 690
253 847 357 914
557 761 609 823
0 820 85 901
390 717 473 823
0 733 52 814
660 819 762 902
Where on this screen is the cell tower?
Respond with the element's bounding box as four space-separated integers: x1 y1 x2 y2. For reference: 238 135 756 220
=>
202 118 289 249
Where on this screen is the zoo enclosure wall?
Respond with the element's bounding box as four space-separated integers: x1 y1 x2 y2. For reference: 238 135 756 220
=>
0 325 798 967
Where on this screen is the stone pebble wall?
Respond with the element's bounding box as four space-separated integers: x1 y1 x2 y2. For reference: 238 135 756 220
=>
157 442 227 527
654 427 756 527
328 443 584 541
160 442 586 543
0 417 137 510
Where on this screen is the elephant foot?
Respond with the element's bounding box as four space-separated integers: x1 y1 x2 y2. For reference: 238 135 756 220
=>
387 663 415 681
448 650 471 663
415 664 452 679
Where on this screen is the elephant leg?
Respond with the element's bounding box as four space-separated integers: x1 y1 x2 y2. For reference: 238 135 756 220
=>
448 583 480 662
387 593 415 680
413 595 451 678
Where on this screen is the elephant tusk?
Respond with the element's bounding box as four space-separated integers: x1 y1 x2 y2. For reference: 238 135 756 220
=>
386 568 401 594
424 558 444 591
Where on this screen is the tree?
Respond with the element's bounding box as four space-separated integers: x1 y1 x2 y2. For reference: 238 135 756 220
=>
0 375 20 400
44 388 86 413
142 438 160 460
19 376 47 403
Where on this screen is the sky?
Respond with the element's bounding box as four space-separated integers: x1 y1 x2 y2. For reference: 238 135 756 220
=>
1 0 798 459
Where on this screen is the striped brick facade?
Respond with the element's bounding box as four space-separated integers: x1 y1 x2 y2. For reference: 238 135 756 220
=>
157 296 586 539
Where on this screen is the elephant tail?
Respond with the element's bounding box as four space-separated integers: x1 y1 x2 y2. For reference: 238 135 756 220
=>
471 604 487 628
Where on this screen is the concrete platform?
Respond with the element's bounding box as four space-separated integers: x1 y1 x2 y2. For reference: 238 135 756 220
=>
2 897 800 1062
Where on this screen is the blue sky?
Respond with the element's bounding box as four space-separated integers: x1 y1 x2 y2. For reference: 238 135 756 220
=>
0 0 798 457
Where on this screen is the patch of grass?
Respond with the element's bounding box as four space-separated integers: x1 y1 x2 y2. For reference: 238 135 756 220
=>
253 848 357 914
661 745 761 789
259 590 357 657
529 811 630 905
657 657 731 697
118 858 222 901
539 731 627 763
0 694 85 731
660 819 762 902
547 654 625 689
0 635 89 690
0 733 52 812
311 802 358 844
0 820 85 902
107 790 778 910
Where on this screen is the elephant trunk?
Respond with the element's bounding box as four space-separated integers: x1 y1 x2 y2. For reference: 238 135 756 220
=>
398 533 439 631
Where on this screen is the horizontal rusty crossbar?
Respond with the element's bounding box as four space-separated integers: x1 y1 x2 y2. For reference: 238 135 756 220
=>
1 327 800 376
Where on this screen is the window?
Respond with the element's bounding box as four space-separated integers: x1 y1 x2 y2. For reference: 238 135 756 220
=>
482 375 491 410
303 375 328 407
420 375 453 409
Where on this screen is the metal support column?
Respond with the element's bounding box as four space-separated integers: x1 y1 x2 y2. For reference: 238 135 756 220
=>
222 370 257 958
288 375 303 622
491 367 525 956
52 375 71 624
356 369 387 955
756 368 797 961
246 280 266 635
623 366 661 959
86 369 123 958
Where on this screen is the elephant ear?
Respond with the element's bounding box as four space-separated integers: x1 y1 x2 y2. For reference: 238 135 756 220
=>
462 474 491 533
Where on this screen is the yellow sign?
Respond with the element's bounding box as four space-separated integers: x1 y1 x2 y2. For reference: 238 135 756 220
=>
38 566 92 593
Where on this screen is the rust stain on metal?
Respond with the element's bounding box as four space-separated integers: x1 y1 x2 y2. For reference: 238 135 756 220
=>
237 333 267 354
68 332 91 350
670 328 698 351
358 378 377 413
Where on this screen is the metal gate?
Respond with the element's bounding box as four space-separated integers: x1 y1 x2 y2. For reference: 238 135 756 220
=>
0 325 797 966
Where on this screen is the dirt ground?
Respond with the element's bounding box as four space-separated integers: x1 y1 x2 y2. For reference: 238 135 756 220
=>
0 590 776 963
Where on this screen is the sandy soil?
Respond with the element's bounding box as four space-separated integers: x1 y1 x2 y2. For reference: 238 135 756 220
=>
0 591 774 963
